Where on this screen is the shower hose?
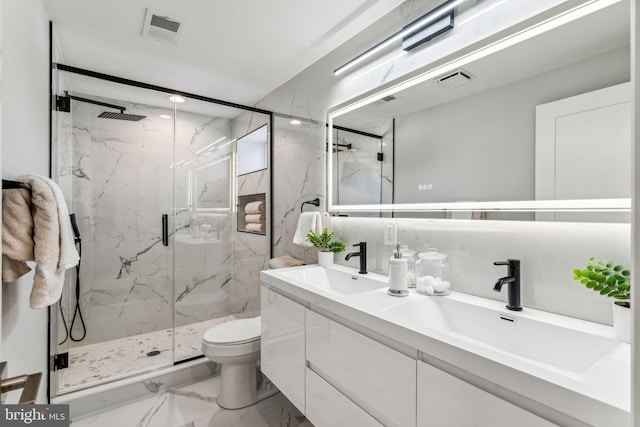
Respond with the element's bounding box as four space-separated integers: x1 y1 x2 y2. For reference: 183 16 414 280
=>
58 214 87 344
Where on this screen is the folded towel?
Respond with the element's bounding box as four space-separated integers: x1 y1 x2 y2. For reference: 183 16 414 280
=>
2 175 80 309
268 255 306 269
245 213 264 223
246 223 264 233
293 212 322 247
245 201 265 214
2 188 34 282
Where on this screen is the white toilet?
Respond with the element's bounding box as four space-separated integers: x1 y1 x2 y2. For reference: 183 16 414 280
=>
201 316 276 409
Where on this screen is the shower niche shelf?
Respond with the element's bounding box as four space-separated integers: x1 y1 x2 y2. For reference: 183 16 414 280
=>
237 193 266 235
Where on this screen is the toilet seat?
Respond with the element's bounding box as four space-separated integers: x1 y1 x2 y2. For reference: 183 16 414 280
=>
203 317 261 346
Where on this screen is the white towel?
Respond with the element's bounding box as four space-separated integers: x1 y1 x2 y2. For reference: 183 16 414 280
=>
245 223 264 233
293 212 322 247
245 201 265 214
2 188 34 282
245 213 264 223
12 175 79 309
268 255 306 269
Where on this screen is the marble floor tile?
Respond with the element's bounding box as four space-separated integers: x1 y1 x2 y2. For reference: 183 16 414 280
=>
58 316 237 394
71 376 312 427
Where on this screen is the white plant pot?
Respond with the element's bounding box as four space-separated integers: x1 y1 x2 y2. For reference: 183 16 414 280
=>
612 300 631 343
317 251 334 268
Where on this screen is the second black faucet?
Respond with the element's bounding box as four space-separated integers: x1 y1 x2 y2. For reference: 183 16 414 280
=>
493 259 522 311
345 242 367 274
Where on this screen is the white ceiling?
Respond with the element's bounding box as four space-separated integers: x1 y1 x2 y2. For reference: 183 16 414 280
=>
44 0 406 107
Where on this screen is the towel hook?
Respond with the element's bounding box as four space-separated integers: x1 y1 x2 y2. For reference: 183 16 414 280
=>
300 197 320 213
2 179 31 191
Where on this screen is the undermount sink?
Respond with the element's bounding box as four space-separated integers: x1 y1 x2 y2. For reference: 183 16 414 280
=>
275 265 387 296
384 293 621 375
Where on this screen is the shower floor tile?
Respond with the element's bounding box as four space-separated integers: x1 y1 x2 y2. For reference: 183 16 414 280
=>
70 376 313 427
57 315 237 394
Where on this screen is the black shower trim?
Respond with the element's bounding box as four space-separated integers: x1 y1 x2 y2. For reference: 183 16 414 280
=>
53 63 272 116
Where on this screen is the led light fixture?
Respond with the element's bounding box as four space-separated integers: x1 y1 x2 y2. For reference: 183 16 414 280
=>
334 0 467 76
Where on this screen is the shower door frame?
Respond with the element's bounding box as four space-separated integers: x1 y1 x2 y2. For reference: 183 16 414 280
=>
48 61 275 400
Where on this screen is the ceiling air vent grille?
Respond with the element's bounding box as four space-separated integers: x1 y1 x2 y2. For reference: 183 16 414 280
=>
142 9 184 44
436 69 474 88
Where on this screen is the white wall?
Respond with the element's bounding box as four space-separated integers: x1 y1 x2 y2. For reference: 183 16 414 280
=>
630 1 639 424
394 48 629 205
1 0 51 403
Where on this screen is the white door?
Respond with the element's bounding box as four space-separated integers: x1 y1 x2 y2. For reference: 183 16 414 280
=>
535 82 630 222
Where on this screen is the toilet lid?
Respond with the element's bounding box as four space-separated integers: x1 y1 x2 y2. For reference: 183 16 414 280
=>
203 317 261 345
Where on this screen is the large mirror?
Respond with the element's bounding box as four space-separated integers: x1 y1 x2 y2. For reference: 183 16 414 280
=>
328 0 630 221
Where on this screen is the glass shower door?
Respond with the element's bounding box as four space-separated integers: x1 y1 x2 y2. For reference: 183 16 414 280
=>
52 72 176 395
172 99 237 362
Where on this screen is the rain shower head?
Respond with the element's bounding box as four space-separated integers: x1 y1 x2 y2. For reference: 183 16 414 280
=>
97 111 147 121
66 93 147 122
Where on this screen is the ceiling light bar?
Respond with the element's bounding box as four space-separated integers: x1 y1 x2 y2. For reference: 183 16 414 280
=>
334 0 467 76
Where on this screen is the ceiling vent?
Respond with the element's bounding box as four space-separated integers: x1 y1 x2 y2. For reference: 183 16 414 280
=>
436 69 474 88
142 9 184 44
381 95 396 102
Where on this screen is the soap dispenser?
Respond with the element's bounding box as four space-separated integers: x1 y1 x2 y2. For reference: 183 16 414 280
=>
388 243 409 297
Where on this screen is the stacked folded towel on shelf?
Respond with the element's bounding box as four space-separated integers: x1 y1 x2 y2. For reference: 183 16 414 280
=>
244 200 265 233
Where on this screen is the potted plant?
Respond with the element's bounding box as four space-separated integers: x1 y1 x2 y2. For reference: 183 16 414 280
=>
306 228 346 267
573 258 631 342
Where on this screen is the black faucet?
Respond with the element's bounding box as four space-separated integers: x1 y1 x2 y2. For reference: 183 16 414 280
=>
493 259 522 311
345 242 367 274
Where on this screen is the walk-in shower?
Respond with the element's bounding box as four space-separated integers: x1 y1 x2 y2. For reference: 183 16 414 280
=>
49 66 272 398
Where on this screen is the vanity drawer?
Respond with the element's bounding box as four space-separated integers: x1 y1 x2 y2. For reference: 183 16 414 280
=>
306 309 416 427
260 286 306 412
417 361 559 427
306 368 383 427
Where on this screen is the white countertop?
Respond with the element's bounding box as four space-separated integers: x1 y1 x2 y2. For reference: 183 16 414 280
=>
260 264 631 427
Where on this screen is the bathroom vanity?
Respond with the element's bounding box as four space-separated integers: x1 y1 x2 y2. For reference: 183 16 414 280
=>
260 264 630 427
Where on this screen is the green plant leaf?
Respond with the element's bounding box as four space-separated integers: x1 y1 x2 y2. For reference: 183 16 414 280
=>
573 258 631 300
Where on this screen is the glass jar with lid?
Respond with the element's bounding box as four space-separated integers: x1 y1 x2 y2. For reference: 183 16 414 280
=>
415 248 451 295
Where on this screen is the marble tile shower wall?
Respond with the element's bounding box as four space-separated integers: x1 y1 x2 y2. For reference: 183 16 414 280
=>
58 97 234 347
229 112 271 316
258 0 629 324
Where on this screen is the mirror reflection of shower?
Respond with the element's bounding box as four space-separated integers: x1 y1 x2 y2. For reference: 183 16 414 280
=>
332 125 393 214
